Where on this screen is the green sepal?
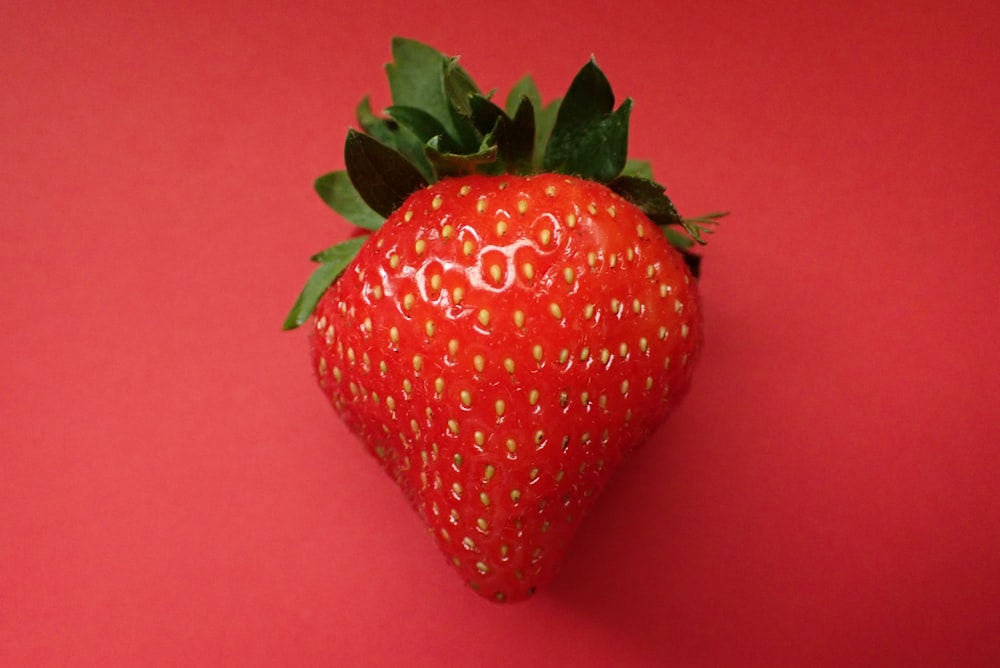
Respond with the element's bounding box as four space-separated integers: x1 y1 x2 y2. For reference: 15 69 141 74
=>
356 97 435 182
543 58 631 182
621 159 654 180
385 105 456 149
344 129 428 218
468 94 535 174
283 236 368 330
385 38 480 155
314 171 385 231
608 175 683 226
426 134 499 177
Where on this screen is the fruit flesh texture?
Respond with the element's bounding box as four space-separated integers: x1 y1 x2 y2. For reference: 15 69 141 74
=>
310 174 702 601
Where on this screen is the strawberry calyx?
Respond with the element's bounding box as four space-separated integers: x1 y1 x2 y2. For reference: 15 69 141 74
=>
284 37 725 330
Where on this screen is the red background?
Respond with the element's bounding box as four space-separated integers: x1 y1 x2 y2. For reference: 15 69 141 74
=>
3 1 998 665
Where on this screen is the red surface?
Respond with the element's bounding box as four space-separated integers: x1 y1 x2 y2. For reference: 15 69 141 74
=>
2 1 998 665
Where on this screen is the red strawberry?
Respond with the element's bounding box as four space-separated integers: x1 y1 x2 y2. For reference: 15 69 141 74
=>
285 38 725 602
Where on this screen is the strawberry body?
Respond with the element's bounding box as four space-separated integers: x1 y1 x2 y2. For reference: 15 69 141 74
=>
310 174 702 601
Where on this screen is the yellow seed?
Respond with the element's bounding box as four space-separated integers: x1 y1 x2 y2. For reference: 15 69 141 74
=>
580 391 589 406
565 212 577 228
412 355 423 372
633 298 642 314
448 339 460 357
389 326 399 344
600 348 610 364
389 254 401 269
610 298 621 314
432 195 443 210
372 284 384 299
489 264 503 283
476 561 489 574
545 185 556 196
503 358 515 374
459 390 472 407
452 286 464 304
459 185 471 196
528 389 540 405
681 323 690 339
448 419 459 434
580 347 590 361
619 342 628 357
621 380 630 394
442 224 454 239
463 537 476 550
558 349 569 364
646 376 654 390
532 344 543 362
521 262 535 281
478 309 491 328
402 293 416 311
415 239 426 255
474 431 485 447
402 379 413 394
484 464 495 480
496 219 508 235
510 489 521 503
473 354 485 373
639 337 649 353
506 439 517 454
434 377 445 394
363 317 373 332
425 320 435 337
538 228 552 246
647 264 656 279
513 310 525 328
463 239 475 256
517 199 529 214
495 399 506 417
584 304 595 319
549 303 562 319
476 198 488 214
480 492 491 507
563 267 575 285
588 203 598 215
675 298 684 314
477 517 488 531
607 205 616 218
404 210 414 222
636 223 645 238
386 396 396 411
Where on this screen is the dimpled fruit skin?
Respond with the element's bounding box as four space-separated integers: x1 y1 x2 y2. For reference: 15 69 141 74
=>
309 173 702 601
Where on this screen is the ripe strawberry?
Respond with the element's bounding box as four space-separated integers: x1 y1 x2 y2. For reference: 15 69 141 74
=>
285 38 725 602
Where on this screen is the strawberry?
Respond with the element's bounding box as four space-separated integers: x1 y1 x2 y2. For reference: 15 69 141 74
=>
285 38 725 602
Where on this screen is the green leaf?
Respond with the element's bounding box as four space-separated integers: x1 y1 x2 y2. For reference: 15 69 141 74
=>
386 105 456 149
314 171 385 231
608 175 682 226
543 58 631 182
426 135 498 177
283 236 367 330
621 159 654 180
344 129 428 218
356 97 435 182
466 94 534 174
356 96 397 144
505 75 542 118
385 38 480 155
